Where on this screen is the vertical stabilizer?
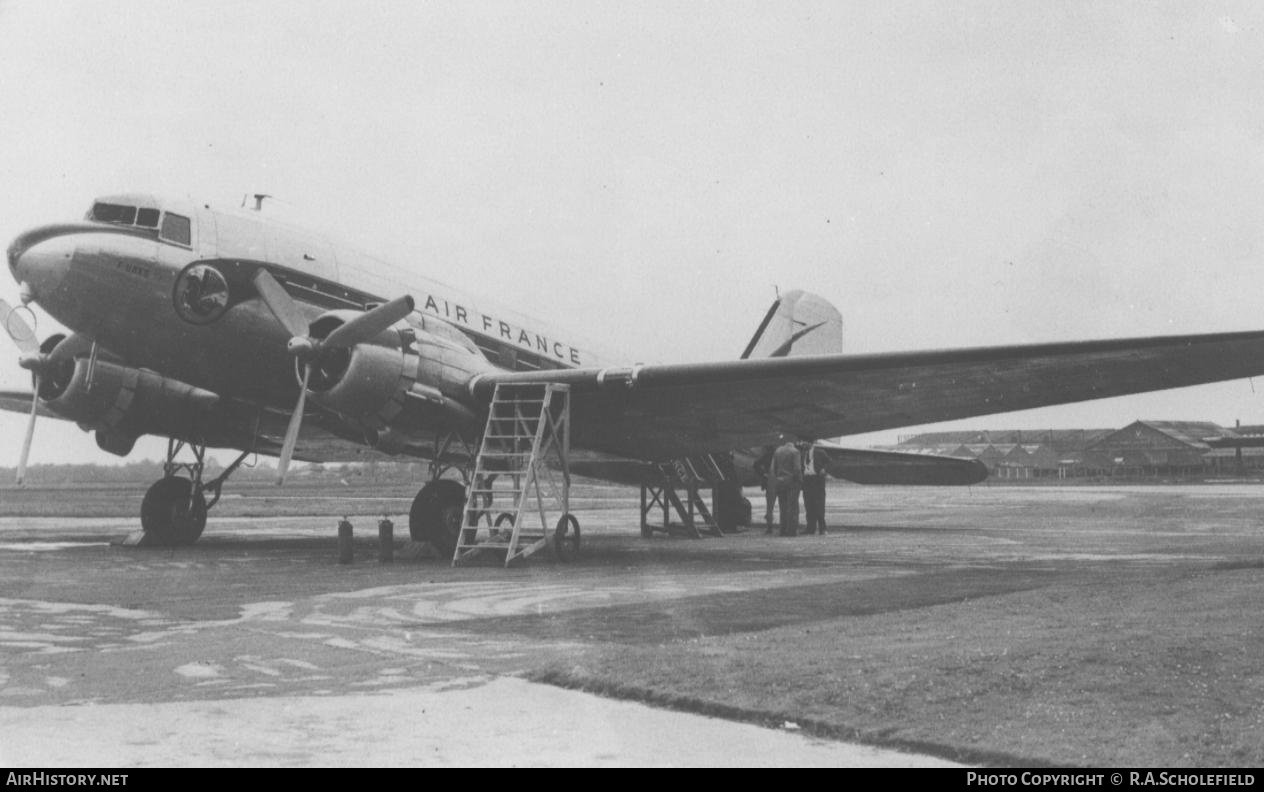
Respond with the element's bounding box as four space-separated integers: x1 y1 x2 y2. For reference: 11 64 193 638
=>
740 290 843 359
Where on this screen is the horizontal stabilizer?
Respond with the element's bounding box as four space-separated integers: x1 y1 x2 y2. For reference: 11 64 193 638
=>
814 444 989 485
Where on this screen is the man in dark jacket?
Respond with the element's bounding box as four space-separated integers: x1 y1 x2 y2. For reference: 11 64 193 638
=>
754 450 777 535
801 442 827 535
770 438 803 536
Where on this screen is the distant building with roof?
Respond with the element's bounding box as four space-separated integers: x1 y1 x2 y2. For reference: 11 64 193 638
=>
889 428 1115 478
1081 420 1227 476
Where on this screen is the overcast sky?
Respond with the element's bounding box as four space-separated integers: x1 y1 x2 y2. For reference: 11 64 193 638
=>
4 0 1264 465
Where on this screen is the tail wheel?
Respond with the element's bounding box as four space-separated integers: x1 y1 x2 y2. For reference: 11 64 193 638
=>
409 479 466 557
552 513 580 562
140 476 207 546
492 511 516 541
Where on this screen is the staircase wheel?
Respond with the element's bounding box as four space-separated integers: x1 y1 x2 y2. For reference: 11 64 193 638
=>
552 513 580 562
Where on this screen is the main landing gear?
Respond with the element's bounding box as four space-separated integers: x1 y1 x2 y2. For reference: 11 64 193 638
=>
137 438 249 546
408 430 474 558
409 478 466 558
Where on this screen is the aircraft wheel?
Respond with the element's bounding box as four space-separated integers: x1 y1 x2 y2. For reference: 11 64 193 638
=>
552 513 580 562
140 477 207 546
409 479 466 557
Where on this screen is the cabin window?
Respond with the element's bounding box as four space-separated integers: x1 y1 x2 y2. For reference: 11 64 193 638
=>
91 203 137 225
136 208 160 228
160 212 191 246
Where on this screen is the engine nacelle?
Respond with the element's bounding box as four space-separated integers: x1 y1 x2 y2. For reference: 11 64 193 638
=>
309 342 413 428
303 312 494 443
40 358 235 454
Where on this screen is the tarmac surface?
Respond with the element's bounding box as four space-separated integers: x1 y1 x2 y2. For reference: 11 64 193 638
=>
3 481 1264 766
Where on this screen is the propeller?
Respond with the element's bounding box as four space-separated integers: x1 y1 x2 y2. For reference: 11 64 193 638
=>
1 298 87 484
251 269 415 483
1 296 39 358
2 296 41 484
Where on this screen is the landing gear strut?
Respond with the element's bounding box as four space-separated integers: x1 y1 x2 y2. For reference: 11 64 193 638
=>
139 439 249 547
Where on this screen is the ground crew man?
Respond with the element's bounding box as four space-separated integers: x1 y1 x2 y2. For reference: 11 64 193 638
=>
770 437 803 536
754 450 777 534
801 442 827 535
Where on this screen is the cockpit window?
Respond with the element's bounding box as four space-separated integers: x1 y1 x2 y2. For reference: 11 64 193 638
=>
160 212 191 246
90 202 163 231
91 203 138 225
136 208 160 228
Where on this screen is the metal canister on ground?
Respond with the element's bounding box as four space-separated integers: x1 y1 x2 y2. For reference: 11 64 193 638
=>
378 517 394 563
337 517 354 564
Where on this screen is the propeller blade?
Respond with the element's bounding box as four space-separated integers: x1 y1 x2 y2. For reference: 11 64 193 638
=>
252 269 310 340
16 373 39 485
0 297 39 356
276 363 312 485
320 295 415 349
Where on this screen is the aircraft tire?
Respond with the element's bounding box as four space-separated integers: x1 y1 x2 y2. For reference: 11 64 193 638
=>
552 513 580 562
140 476 207 546
409 479 466 557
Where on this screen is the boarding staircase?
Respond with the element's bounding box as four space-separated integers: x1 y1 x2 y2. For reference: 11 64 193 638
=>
640 455 727 538
453 383 578 566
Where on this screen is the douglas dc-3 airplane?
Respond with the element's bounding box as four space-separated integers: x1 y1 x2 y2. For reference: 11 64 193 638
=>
5 193 1264 555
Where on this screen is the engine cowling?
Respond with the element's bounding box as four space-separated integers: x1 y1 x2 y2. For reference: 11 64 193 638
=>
307 341 413 427
299 311 493 448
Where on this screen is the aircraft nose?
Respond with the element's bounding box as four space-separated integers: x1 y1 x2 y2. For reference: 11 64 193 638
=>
7 227 76 300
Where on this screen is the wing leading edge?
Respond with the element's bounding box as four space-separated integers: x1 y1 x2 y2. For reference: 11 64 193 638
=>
468 329 1264 460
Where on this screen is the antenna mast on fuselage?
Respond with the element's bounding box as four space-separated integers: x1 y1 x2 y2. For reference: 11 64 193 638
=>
240 193 272 211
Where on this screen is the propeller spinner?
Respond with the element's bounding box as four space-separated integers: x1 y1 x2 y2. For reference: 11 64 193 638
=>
251 269 415 484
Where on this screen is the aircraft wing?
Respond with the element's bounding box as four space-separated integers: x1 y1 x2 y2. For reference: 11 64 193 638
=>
812 444 988 485
0 388 352 465
0 390 57 420
469 329 1264 460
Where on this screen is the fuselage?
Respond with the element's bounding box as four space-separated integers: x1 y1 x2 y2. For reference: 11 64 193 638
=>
6 193 773 486
7 193 615 410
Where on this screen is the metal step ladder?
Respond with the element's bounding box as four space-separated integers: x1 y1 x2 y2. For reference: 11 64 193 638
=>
640 456 726 538
453 382 578 566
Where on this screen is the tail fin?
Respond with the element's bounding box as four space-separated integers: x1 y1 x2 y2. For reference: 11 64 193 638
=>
740 290 843 359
